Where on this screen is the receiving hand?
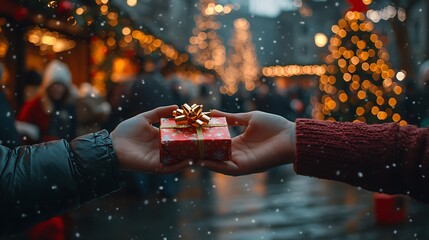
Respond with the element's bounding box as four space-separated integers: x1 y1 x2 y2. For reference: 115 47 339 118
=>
198 110 296 176
110 105 191 174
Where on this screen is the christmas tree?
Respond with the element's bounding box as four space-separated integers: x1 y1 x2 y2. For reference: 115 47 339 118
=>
187 0 226 72
313 11 405 125
220 18 259 95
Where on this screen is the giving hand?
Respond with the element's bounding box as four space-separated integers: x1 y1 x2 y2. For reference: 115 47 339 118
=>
111 105 191 174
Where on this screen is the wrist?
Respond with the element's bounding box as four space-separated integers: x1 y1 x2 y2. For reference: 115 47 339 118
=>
70 130 122 201
109 131 124 170
286 121 296 164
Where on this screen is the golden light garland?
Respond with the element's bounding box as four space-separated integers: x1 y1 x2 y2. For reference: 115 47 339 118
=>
262 65 327 77
89 0 188 65
314 11 406 126
188 0 227 71
26 27 76 53
220 18 259 95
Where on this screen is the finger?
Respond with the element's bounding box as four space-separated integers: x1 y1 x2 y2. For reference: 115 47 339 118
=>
160 159 193 174
210 109 252 126
198 160 241 176
140 105 178 124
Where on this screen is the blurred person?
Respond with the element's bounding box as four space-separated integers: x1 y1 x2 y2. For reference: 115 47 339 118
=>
17 60 77 142
285 84 308 121
16 60 77 240
15 70 43 142
162 61 191 104
199 110 429 203
0 62 20 148
250 79 292 118
104 75 135 132
125 57 178 117
193 83 220 111
76 82 111 136
119 56 180 197
169 78 191 104
0 105 189 236
22 69 43 102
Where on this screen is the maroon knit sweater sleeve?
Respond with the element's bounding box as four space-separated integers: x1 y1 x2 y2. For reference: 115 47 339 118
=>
294 118 429 203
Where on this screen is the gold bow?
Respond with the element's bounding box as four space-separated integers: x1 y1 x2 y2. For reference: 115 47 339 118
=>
173 103 211 127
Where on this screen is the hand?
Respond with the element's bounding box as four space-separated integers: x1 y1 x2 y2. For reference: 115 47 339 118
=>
110 105 191 174
198 110 296 176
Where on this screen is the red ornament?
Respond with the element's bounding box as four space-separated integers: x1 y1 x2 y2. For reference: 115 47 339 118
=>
13 7 28 21
347 0 368 13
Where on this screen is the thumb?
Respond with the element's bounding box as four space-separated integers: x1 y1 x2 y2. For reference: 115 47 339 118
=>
140 105 178 124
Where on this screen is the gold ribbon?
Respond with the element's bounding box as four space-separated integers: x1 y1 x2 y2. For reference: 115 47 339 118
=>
172 103 211 127
161 103 224 159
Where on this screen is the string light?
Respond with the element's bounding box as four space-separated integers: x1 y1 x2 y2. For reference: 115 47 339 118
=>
366 5 406 23
220 18 259 95
262 65 327 77
86 0 189 94
26 27 76 53
188 0 228 72
314 11 405 125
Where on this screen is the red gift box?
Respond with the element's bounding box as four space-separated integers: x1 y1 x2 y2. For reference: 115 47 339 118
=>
160 117 231 165
373 193 407 225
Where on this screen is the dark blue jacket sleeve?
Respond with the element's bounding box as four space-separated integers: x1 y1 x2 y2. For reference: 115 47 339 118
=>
0 130 121 235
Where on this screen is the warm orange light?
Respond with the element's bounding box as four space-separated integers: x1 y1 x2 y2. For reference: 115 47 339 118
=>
357 90 366 99
356 107 365 116
343 73 352 82
127 0 137 7
315 33 328 47
399 120 407 126
339 93 348 102
122 27 131 35
393 86 402 95
392 113 401 122
388 98 397 107
326 100 337 110
377 111 387 120
371 106 379 115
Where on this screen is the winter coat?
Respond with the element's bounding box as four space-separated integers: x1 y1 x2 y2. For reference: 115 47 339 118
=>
0 130 121 235
295 119 429 203
17 60 77 142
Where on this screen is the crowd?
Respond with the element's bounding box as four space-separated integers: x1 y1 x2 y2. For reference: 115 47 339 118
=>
0 57 312 239
2 56 429 238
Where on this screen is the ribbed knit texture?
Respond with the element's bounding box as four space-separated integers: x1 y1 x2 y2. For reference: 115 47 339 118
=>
295 118 429 203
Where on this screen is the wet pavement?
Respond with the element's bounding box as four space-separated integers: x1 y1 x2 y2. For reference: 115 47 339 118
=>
3 166 429 240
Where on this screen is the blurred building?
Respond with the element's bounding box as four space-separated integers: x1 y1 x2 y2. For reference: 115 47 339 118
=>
1 0 428 107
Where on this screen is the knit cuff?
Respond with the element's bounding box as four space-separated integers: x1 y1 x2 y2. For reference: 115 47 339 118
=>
69 130 122 203
294 119 343 178
294 119 399 188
